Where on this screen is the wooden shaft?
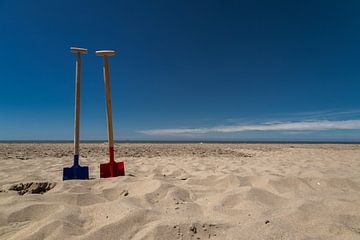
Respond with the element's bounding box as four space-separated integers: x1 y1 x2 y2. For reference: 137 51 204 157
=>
103 56 114 149
74 53 81 156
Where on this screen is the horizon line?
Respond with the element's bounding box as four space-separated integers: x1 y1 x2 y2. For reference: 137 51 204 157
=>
1 139 360 144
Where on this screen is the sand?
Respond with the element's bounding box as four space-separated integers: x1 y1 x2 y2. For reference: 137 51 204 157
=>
0 143 359 240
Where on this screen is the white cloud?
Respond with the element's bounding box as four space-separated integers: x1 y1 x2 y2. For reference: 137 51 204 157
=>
139 120 360 136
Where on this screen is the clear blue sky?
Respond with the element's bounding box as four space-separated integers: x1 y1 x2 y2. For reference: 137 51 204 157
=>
1 0 360 141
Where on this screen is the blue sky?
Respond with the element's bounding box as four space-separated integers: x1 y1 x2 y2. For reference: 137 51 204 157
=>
1 0 360 141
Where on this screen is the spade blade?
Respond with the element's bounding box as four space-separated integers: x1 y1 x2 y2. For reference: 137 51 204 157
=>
63 165 89 180
100 161 125 178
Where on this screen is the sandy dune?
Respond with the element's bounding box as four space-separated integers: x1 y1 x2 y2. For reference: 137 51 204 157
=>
0 143 360 239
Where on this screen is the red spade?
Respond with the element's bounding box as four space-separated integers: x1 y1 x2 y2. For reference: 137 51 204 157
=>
96 50 125 178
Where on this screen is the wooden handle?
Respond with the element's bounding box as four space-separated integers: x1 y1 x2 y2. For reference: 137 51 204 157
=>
70 47 87 156
74 53 81 155
103 56 114 148
70 47 88 54
96 50 115 56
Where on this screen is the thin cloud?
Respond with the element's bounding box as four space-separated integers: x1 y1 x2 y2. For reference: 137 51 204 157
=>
291 109 360 119
223 109 360 126
139 120 360 136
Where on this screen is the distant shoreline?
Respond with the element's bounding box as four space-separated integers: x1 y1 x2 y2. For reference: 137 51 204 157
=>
1 140 360 144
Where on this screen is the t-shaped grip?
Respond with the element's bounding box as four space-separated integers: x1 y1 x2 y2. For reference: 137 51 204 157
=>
96 50 116 56
70 47 88 54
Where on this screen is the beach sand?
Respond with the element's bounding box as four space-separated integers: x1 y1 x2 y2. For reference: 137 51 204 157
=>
0 143 359 239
